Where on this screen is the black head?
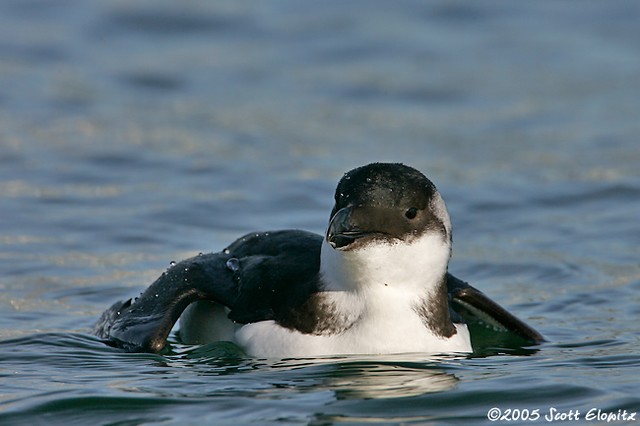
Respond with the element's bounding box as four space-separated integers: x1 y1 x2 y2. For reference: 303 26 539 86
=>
326 163 451 250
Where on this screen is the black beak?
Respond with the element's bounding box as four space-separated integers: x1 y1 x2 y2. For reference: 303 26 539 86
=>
326 206 366 249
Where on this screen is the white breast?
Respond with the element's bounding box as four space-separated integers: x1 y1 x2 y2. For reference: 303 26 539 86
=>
235 316 471 358
234 273 472 357
181 289 472 358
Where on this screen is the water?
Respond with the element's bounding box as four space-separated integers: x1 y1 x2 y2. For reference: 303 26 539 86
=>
1 0 639 424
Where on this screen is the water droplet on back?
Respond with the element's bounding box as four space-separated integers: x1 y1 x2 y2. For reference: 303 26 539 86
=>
169 261 176 267
223 248 230 255
226 258 240 272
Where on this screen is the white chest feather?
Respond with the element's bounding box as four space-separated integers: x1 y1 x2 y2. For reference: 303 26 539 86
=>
234 290 471 357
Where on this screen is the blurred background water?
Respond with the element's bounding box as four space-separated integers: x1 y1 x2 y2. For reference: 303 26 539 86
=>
1 0 639 424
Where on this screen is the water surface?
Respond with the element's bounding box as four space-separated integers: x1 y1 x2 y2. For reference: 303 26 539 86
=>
1 1 639 424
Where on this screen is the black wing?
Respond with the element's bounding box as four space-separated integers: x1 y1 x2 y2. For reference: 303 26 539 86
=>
94 230 322 353
93 251 237 352
447 273 545 349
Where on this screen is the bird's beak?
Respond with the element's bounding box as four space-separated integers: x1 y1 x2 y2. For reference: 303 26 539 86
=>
326 206 365 249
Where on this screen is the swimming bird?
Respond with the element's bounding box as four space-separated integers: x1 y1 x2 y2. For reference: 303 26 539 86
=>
95 163 543 356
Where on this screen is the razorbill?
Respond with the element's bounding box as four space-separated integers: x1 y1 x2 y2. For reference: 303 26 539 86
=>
95 162 543 356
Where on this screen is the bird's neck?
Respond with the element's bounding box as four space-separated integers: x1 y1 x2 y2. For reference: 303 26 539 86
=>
318 238 457 338
319 236 451 295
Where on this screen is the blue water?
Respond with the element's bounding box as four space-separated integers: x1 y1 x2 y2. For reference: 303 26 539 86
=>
1 1 639 424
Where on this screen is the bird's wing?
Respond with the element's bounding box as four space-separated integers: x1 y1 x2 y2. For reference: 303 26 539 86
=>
94 230 322 353
93 251 238 353
447 273 544 348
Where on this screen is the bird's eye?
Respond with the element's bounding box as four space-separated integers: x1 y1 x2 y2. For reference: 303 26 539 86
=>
405 207 418 219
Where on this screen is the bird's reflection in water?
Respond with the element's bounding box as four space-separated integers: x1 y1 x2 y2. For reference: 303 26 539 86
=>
272 354 462 400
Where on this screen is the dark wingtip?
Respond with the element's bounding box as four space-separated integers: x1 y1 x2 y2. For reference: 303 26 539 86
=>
447 273 545 347
93 298 169 353
94 252 236 353
93 299 131 340
453 287 545 345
